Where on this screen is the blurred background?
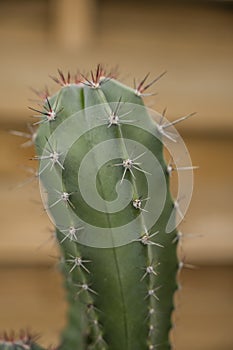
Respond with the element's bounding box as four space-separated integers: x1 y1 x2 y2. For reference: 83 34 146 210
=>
0 0 232 349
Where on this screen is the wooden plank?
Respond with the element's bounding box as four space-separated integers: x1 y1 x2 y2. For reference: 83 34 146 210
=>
0 131 232 265
0 2 232 132
0 266 232 349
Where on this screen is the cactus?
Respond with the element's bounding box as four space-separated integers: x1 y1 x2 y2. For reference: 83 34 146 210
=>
0 331 45 350
2 65 195 350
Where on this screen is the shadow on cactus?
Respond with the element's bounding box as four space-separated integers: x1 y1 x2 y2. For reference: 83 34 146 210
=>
3 65 196 350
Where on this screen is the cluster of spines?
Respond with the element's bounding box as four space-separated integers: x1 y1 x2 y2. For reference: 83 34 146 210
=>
0 330 45 350
49 65 118 89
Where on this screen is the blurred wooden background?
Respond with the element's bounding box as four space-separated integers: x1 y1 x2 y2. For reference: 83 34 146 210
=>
0 0 232 349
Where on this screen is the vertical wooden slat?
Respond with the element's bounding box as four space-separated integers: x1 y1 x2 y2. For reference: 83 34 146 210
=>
52 0 96 50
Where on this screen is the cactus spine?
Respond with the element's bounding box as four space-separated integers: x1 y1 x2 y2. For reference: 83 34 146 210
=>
2 66 195 350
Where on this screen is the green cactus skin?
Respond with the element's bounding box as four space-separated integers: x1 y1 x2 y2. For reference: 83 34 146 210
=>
2 67 181 350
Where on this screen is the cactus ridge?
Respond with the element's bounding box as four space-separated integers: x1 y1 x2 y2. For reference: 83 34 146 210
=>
2 65 196 350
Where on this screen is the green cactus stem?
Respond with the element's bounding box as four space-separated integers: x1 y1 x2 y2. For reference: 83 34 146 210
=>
2 65 195 350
